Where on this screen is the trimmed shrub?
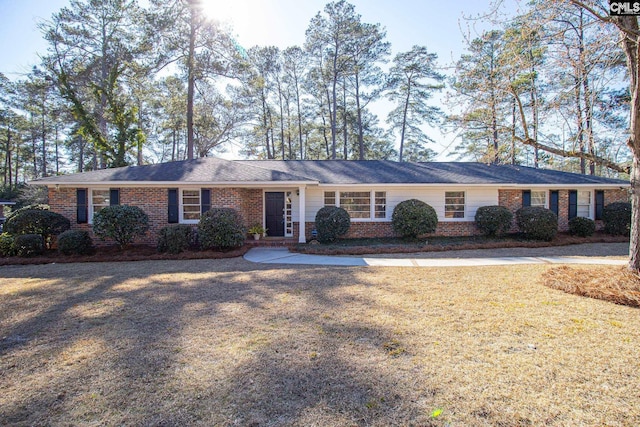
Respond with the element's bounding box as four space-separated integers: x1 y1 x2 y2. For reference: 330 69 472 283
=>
568 216 596 237
158 225 194 254
475 205 513 236
516 206 558 241
392 199 438 239
315 206 351 243
58 230 95 255
4 209 70 248
603 202 632 236
14 234 44 257
92 205 149 249
0 232 16 257
198 208 246 250
5 203 49 220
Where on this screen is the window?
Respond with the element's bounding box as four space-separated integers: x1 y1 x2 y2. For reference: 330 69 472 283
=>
445 191 465 219
531 190 547 208
577 190 591 218
374 192 386 219
91 189 110 215
322 190 386 220
182 189 201 222
340 191 371 219
324 191 336 206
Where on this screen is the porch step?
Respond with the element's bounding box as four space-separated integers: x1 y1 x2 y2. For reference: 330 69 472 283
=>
245 238 298 248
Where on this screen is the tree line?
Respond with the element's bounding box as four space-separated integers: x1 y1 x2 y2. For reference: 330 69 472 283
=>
0 0 632 193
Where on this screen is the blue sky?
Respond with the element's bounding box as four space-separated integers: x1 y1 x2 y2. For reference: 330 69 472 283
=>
0 0 519 78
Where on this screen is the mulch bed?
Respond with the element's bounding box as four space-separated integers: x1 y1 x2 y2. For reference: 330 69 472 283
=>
294 232 629 256
543 265 640 308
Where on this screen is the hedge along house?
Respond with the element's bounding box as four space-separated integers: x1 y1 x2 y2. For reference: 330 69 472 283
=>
32 157 629 245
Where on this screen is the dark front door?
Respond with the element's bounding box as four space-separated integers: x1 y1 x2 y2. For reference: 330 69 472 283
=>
265 192 285 237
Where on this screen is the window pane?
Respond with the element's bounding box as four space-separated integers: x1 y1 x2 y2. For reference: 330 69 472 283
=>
340 191 370 219
92 190 110 206
577 191 591 217
531 190 546 207
182 190 201 221
375 191 386 219
324 191 336 206
445 191 465 219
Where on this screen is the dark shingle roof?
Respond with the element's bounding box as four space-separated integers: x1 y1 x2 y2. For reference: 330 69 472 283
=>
33 157 314 184
32 158 628 186
240 160 628 186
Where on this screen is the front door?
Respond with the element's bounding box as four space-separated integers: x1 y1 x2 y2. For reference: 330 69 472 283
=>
265 192 285 237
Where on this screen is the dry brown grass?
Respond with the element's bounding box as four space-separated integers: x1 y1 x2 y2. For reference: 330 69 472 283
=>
543 266 640 308
1 259 639 426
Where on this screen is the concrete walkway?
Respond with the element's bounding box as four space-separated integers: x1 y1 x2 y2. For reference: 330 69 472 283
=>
244 244 629 267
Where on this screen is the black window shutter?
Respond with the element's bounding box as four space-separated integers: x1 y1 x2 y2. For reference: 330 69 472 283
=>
168 188 179 223
110 188 120 206
201 189 211 214
549 191 559 216
595 190 605 220
568 190 578 219
522 190 531 207
77 189 88 224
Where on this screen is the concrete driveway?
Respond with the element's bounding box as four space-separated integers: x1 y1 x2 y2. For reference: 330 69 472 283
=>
244 243 629 267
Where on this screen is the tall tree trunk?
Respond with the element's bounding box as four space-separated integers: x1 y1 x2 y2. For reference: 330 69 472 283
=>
294 74 304 159
186 4 196 161
343 80 348 160
330 56 338 159
616 15 640 272
511 98 516 165
5 125 12 187
574 74 586 174
41 98 47 177
354 72 365 160
399 82 411 162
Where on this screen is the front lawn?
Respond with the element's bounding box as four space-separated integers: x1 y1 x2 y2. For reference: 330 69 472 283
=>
1 259 638 426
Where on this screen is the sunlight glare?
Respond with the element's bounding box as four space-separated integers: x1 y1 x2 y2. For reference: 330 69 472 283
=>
199 0 267 44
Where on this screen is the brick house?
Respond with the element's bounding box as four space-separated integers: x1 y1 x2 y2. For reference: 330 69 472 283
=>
32 157 630 244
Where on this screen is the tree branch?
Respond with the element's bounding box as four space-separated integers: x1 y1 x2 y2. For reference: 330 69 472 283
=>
516 136 630 174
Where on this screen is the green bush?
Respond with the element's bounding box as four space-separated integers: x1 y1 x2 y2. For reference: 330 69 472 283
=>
92 205 149 249
57 230 95 255
315 206 351 243
516 206 558 241
603 202 632 236
568 216 596 237
392 199 438 239
14 234 44 257
158 225 194 254
0 232 16 257
4 209 70 248
475 205 513 236
5 203 49 220
198 208 246 250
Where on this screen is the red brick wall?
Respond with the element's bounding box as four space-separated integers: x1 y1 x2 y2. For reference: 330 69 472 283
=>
48 186 263 246
498 188 630 232
49 186 630 245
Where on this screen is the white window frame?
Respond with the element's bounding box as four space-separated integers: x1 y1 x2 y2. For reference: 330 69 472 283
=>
444 191 466 220
577 190 592 219
531 190 547 208
323 190 387 221
180 189 201 224
89 188 111 224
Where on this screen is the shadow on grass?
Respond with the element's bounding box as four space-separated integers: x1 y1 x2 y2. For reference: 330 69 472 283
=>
0 259 434 426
